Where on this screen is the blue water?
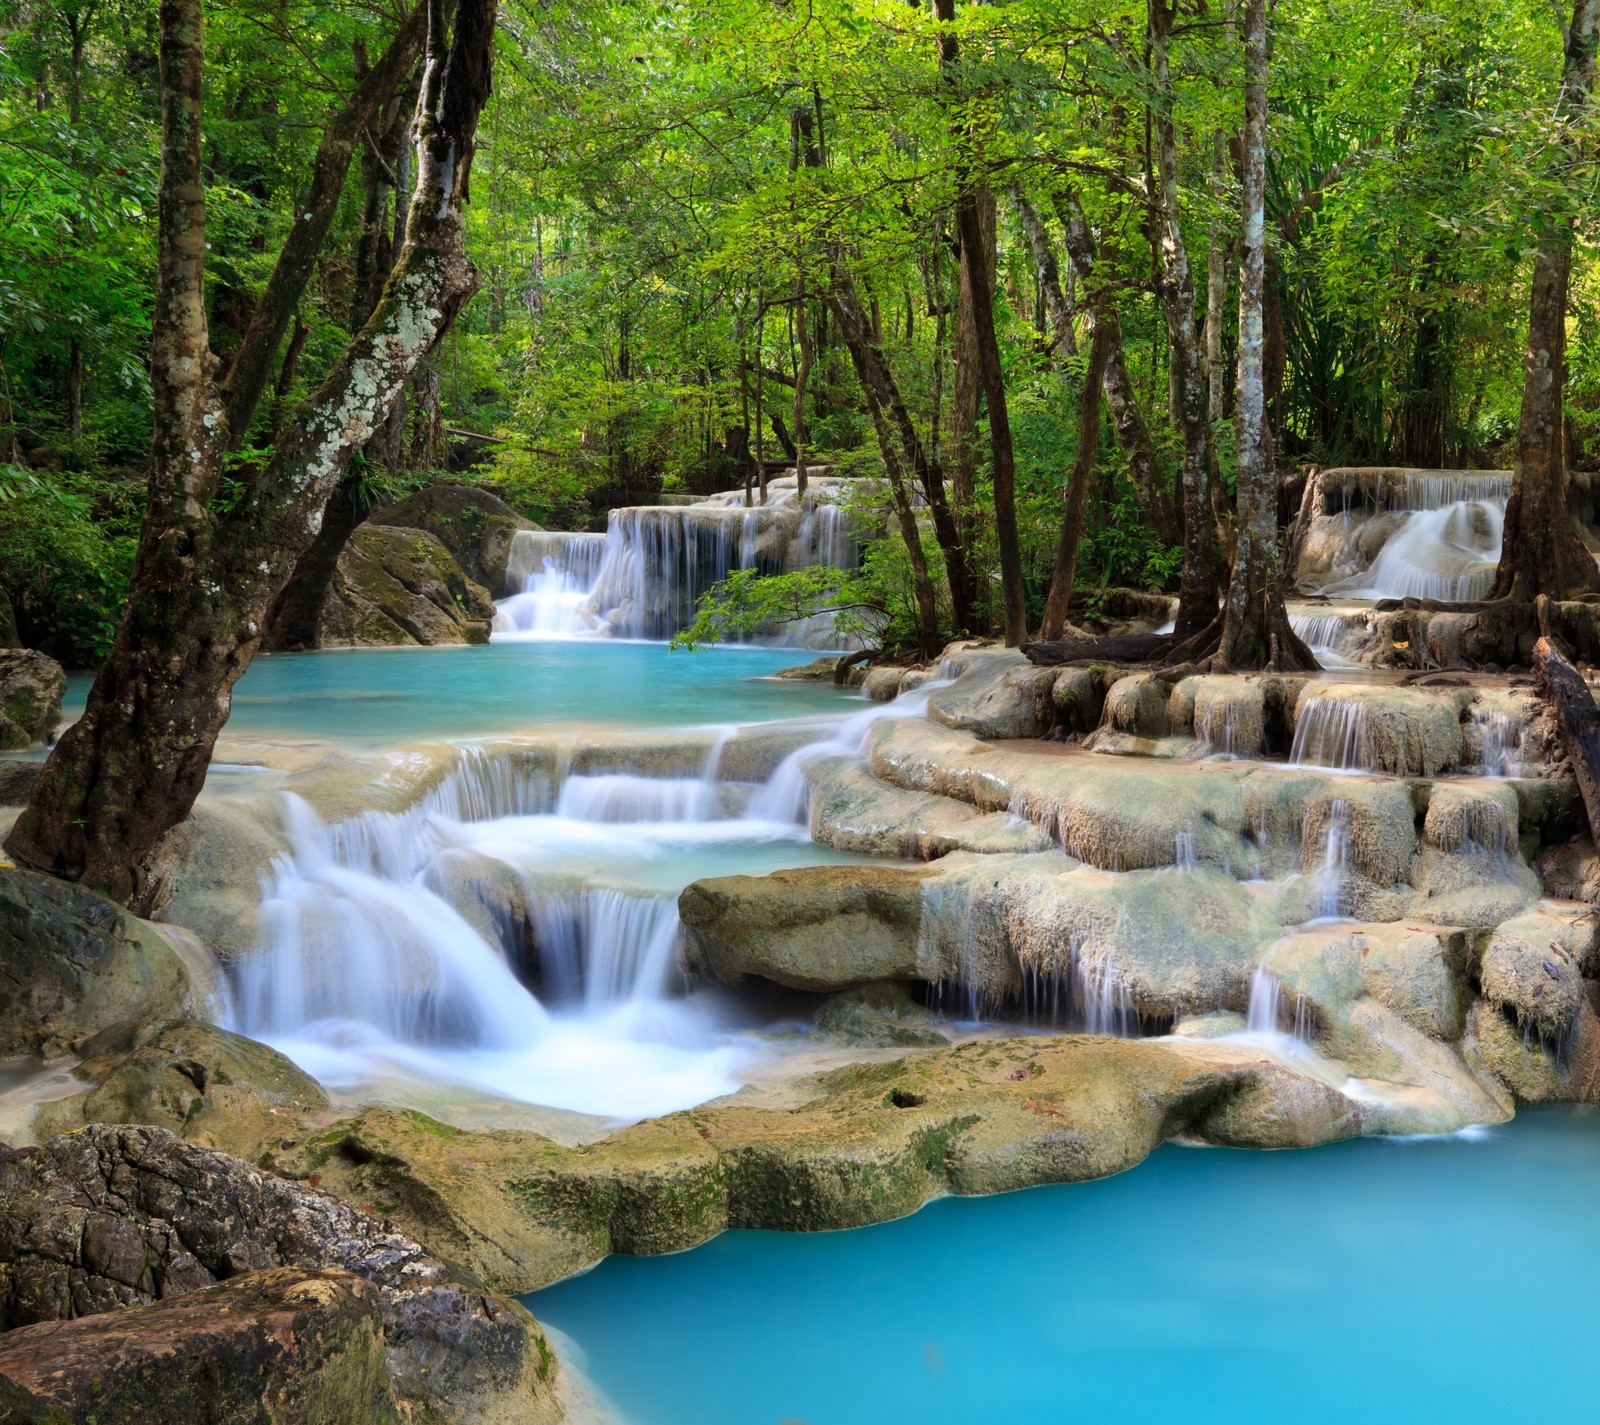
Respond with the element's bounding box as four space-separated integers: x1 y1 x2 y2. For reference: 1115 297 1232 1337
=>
62 643 852 742
529 1107 1600 1424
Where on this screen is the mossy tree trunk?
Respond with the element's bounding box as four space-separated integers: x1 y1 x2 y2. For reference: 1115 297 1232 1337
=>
1214 0 1315 671
1491 0 1600 601
5 0 497 908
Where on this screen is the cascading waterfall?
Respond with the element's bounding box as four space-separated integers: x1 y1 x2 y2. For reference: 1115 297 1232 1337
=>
1289 697 1375 772
1480 712 1524 778
1289 613 1363 669
749 677 953 825
228 733 816 1122
496 493 860 646
1320 472 1509 603
1014 939 1140 1036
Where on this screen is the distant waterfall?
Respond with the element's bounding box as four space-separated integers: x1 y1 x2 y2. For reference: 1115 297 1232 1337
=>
1320 472 1508 602
494 491 859 646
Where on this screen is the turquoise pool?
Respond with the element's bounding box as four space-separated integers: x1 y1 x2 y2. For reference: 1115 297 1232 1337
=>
63 642 853 742
528 1107 1599 1424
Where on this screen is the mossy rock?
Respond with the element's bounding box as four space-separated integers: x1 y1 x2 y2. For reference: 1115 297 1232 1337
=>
0 652 65 752
367 484 541 594
320 525 497 648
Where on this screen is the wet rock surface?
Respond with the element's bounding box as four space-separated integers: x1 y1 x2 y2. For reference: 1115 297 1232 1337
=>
0 869 212 1059
0 1126 562 1424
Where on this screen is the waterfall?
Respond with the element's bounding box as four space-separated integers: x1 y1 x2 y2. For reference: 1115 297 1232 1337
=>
1305 799 1352 922
1316 473 1508 603
1173 832 1196 871
1480 712 1523 778
1349 500 1502 601
1289 613 1364 669
1289 697 1374 772
1012 939 1140 1036
496 532 607 637
494 493 858 646
1245 965 1312 1045
227 733 802 1121
747 676 953 825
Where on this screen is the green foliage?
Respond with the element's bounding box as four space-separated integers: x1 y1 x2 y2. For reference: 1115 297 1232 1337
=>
0 465 135 664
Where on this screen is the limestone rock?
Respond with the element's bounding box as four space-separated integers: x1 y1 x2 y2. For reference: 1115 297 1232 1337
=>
774 656 843 682
1467 997 1600 1103
0 1266 398 1424
0 1126 562 1425
813 985 947 1047
1477 907 1593 1041
927 652 1056 739
367 484 540 595
30 1021 329 1161
679 865 936 990
320 526 497 648
861 666 906 702
0 652 65 752
0 869 212 1058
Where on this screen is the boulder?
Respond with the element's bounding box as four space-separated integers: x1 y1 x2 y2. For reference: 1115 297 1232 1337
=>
0 869 215 1059
30 1021 329 1161
0 1125 562 1425
1476 906 1593 1041
1467 996 1600 1103
367 485 540 595
0 653 65 752
320 526 497 648
679 864 937 991
0 1267 398 1424
926 652 1056 739
861 666 905 702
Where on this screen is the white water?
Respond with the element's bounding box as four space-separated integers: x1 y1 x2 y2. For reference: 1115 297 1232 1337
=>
1288 613 1364 669
1244 965 1312 1045
229 740 831 1122
1289 697 1375 772
1321 473 1508 603
494 496 857 645
1305 799 1353 922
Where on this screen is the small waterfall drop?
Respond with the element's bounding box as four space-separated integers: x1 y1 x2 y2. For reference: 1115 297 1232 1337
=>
1245 965 1312 1045
1306 799 1353 923
1289 697 1374 772
1480 712 1523 778
497 533 607 637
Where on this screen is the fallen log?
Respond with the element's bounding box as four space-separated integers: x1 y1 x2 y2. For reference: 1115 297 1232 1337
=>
1022 633 1171 667
1534 635 1600 837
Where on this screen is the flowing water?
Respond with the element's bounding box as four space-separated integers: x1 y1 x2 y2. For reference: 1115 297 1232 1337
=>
528 1107 1600 1425
495 496 857 644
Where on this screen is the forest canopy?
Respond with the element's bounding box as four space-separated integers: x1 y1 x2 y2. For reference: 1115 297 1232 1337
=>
2 0 1597 664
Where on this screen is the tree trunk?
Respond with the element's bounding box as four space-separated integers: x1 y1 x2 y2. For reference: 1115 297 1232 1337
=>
950 192 990 552
1053 188 1178 548
1011 190 1075 364
220 1 427 443
1040 317 1113 640
793 274 813 495
828 286 942 658
265 65 420 653
1214 0 1314 672
1491 1 1600 599
1148 0 1223 640
6 0 497 908
935 0 1025 644
1534 633 1600 838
